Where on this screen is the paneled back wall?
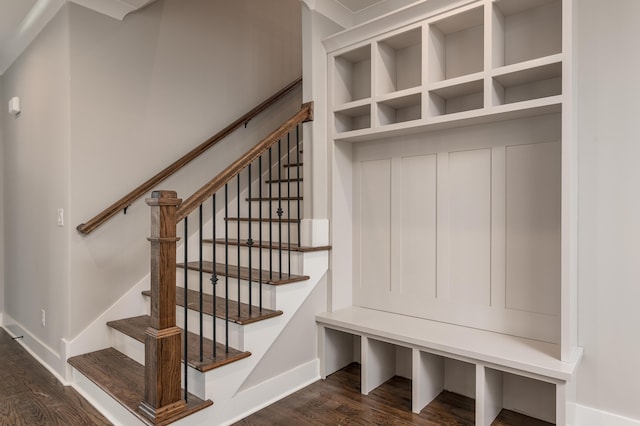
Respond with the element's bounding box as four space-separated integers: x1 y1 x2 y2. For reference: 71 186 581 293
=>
353 113 561 343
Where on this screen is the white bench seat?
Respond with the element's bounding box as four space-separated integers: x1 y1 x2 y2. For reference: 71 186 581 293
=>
316 306 583 425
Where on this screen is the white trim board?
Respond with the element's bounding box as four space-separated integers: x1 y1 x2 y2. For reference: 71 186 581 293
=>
1 314 68 385
576 404 640 426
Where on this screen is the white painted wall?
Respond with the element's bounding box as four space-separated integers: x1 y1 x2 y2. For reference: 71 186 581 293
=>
2 7 71 352
576 0 640 422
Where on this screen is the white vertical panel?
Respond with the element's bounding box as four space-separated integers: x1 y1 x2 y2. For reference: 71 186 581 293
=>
506 142 560 316
448 149 492 306
491 147 506 309
412 349 444 414
390 158 403 294
359 159 392 293
401 154 437 298
436 152 450 299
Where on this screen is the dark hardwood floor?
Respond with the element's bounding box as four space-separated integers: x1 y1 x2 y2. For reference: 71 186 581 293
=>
234 363 553 426
0 327 111 425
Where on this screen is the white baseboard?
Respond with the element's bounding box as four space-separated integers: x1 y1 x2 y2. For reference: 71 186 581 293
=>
576 404 640 426
1 314 68 385
0 312 3 326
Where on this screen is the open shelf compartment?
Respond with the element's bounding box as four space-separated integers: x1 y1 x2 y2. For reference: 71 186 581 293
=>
377 92 422 126
428 78 484 116
428 6 484 83
376 26 422 95
335 103 371 134
334 45 372 105
492 0 562 68
492 60 562 105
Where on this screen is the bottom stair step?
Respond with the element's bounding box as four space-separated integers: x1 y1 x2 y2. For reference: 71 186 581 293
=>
68 348 212 426
107 315 251 372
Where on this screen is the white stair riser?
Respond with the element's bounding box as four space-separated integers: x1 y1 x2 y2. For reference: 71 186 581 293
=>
176 306 245 351
264 181 301 197
225 221 300 244
175 276 278 311
245 200 302 220
201 245 302 273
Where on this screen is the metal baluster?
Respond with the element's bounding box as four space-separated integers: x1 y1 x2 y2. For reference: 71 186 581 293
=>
237 174 241 318
199 205 203 363
296 125 301 246
183 218 189 401
259 155 263 311
248 164 253 315
224 184 229 353
287 131 291 276
277 139 283 279
269 147 273 282
211 195 217 359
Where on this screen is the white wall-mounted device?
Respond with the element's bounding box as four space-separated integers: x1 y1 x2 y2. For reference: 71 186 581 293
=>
8 96 20 116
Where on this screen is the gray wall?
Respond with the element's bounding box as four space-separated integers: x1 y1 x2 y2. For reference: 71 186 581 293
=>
2 7 71 351
577 0 640 420
67 0 301 338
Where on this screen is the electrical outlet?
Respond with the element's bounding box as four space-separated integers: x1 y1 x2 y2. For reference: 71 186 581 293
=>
41 309 46 327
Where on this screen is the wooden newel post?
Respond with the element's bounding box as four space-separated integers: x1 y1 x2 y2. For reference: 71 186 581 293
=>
139 190 186 423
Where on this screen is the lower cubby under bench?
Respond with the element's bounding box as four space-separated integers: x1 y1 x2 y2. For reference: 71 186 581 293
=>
316 307 583 426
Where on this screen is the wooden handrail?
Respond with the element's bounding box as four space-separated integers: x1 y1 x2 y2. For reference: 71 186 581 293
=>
76 77 303 235
176 102 313 222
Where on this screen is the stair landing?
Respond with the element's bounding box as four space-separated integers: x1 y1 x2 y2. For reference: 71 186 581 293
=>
68 348 212 426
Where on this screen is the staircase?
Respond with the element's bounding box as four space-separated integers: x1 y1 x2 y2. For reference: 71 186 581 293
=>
68 101 329 425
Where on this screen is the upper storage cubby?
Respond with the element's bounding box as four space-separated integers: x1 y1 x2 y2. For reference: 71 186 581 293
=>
492 60 562 105
492 0 562 68
428 6 484 83
334 45 372 105
376 27 422 95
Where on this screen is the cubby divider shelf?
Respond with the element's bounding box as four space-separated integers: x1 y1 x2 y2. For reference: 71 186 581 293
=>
376 26 422 95
377 91 422 126
428 78 484 117
492 0 562 68
492 59 562 106
334 45 372 105
428 5 484 83
334 103 372 134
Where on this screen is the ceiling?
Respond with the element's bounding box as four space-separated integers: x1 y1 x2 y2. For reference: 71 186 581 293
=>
0 0 388 75
335 0 384 13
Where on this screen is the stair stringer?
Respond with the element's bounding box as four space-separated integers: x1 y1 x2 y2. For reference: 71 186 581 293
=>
173 249 328 426
65 274 150 379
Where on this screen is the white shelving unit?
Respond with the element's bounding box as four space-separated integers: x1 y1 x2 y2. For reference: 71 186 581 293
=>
321 0 580 424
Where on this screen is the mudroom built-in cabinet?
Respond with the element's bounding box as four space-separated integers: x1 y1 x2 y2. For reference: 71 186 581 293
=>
318 0 581 424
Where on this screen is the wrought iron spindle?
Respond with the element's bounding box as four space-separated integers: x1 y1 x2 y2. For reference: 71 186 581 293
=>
258 156 263 311
224 184 229 353
198 205 203 363
268 147 273 281
183 218 189 401
236 174 241 318
287 131 291 276
277 139 283 279
296 125 301 245
248 164 253 315
211 195 217 359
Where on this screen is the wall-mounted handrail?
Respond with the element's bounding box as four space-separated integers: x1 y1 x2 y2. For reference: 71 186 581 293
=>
76 77 302 235
176 102 313 222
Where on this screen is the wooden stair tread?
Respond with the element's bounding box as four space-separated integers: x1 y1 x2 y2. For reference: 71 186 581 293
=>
107 315 251 372
68 348 212 426
204 238 331 253
224 217 299 223
179 260 309 285
245 196 302 201
142 288 283 325
264 177 303 183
